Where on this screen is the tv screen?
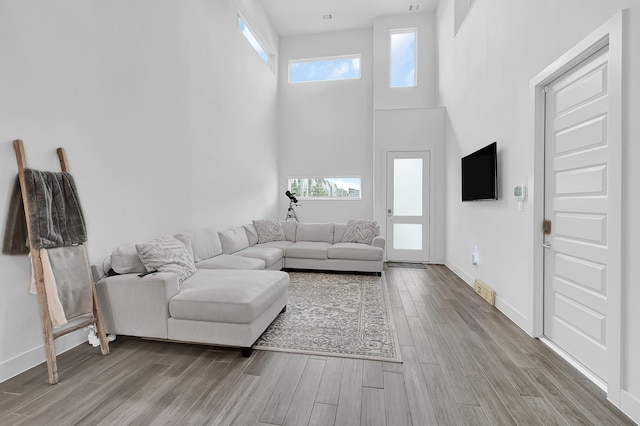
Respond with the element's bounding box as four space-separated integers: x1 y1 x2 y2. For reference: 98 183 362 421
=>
461 142 498 201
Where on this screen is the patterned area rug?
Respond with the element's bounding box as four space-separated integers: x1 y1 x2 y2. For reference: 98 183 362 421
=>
253 271 402 362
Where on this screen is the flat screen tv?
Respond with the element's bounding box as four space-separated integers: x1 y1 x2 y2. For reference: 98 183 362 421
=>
461 141 498 201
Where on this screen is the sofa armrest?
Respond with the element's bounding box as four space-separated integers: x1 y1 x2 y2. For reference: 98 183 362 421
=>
372 236 385 249
95 272 180 339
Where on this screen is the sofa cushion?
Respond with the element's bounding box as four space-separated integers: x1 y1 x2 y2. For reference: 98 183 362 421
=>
175 227 222 263
257 240 294 255
342 219 377 245
196 254 265 270
285 241 331 259
243 224 259 246
170 270 289 324
253 219 286 243
280 221 297 241
219 227 250 254
136 235 196 283
233 246 283 268
334 224 347 243
328 243 384 261
296 223 334 243
111 243 146 274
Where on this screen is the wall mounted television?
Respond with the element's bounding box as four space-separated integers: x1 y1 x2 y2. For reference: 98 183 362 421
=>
461 141 498 201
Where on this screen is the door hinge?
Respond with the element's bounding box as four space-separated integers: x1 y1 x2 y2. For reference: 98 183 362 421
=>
542 219 552 234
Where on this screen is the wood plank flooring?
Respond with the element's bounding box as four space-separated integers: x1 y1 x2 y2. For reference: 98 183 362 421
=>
0 265 634 425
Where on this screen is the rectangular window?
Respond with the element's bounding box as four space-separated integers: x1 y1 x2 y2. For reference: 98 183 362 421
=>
237 13 269 66
390 30 417 88
288 177 362 200
289 55 361 84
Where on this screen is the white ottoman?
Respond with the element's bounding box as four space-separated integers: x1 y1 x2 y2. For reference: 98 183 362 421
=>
167 269 289 356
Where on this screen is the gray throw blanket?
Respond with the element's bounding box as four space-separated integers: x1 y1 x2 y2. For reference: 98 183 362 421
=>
2 170 87 253
2 176 29 254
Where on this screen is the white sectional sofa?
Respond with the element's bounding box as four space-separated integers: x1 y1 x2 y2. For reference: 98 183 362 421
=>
95 220 384 355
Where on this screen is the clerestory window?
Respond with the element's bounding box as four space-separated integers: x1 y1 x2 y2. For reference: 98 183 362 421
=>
289 55 361 84
237 12 270 66
390 29 417 88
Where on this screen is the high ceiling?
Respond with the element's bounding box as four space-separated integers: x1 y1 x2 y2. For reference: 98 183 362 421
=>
261 0 439 37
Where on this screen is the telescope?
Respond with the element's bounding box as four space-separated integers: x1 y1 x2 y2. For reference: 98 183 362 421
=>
284 191 299 222
285 190 298 204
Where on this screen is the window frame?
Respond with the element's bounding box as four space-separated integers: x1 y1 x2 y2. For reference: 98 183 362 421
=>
287 177 363 201
389 28 418 88
237 11 271 68
288 54 362 84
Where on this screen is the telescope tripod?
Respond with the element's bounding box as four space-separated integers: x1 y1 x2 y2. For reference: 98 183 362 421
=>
285 201 299 222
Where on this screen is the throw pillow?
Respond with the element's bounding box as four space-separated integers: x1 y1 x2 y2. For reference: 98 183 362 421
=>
252 219 286 244
174 234 194 260
111 242 146 274
243 224 259 246
342 219 377 245
136 235 196 283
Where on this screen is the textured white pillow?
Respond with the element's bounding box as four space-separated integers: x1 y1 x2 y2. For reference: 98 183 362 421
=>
136 235 196 283
342 219 377 245
111 243 146 274
253 219 286 244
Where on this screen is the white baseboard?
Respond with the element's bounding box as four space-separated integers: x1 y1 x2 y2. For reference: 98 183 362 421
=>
0 330 86 383
494 297 529 334
444 260 474 285
621 390 640 424
445 260 529 334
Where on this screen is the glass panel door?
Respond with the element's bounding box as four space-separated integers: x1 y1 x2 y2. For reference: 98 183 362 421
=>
386 151 430 262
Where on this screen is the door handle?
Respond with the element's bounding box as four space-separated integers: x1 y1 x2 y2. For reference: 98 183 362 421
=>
540 243 551 249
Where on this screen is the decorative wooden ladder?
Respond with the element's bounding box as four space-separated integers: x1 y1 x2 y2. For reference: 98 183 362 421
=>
13 139 110 384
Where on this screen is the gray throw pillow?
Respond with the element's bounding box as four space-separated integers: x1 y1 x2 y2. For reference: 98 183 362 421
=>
342 219 377 245
253 219 286 244
136 235 196 283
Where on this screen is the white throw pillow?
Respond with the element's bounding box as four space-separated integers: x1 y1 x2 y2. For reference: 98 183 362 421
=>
342 219 377 245
111 243 146 274
136 235 196 283
253 219 286 244
243 224 259 246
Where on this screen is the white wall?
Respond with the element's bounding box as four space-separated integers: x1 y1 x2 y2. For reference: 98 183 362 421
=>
437 0 640 420
373 13 438 109
372 13 443 262
373 108 446 262
278 30 374 223
0 0 279 382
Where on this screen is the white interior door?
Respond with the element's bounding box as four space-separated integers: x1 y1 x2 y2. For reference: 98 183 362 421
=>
543 46 610 384
386 151 430 262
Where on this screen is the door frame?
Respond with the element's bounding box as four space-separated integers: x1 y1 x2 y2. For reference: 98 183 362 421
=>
382 148 434 263
528 11 623 403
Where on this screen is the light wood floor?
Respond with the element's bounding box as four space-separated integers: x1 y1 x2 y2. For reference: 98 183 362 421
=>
0 265 634 425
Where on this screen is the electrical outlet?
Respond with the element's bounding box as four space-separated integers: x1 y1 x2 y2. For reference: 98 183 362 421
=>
474 279 495 306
